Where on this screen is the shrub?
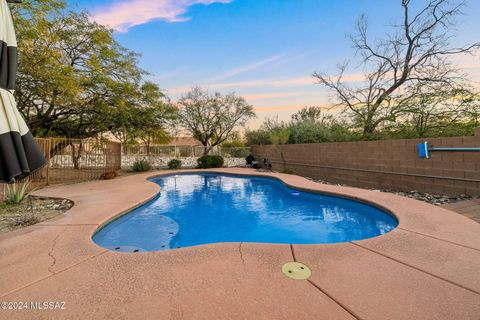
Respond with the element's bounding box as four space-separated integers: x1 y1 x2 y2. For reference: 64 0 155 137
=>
168 159 182 169
132 158 152 172
287 122 359 144
245 129 273 146
221 139 246 148
197 155 224 168
5 181 31 205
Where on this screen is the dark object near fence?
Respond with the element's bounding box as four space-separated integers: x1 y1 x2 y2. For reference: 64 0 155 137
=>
101 171 118 180
245 154 260 168
245 154 254 167
262 158 272 170
168 159 182 169
197 155 224 169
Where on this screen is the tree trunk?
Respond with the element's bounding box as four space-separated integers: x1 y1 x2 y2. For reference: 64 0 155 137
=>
275 145 286 171
72 141 83 170
50 140 69 158
202 145 213 156
362 125 376 137
362 114 377 137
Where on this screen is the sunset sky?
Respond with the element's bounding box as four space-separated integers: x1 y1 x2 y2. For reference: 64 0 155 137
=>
68 0 480 128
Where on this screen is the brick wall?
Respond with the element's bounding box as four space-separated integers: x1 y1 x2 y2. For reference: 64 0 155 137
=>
252 131 480 196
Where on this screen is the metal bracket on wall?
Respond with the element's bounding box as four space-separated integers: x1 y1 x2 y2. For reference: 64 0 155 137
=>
417 142 480 159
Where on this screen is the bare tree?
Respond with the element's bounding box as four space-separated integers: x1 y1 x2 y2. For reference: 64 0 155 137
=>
314 0 480 136
177 87 256 155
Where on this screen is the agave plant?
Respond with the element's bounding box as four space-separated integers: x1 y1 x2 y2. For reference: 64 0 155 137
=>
132 158 152 172
5 181 31 205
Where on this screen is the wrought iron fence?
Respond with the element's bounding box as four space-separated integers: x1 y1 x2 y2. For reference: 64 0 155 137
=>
122 145 251 158
219 147 251 158
1 140 249 200
1 138 121 199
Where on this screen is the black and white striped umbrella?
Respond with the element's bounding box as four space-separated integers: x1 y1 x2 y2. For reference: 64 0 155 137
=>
0 0 46 183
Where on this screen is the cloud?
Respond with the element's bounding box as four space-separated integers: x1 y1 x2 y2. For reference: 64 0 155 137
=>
253 103 332 113
167 76 316 95
253 105 306 112
243 92 302 101
209 52 314 82
213 76 315 89
167 71 367 95
91 0 233 32
211 54 288 81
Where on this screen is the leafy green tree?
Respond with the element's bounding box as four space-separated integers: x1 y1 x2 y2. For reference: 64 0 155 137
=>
14 5 143 138
12 0 176 147
291 106 323 123
134 83 178 154
11 1 178 168
176 87 255 155
246 110 359 146
109 82 176 148
288 107 358 143
383 85 480 138
245 117 287 146
245 129 273 146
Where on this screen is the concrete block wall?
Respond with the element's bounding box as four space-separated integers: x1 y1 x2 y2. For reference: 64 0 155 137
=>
252 132 480 196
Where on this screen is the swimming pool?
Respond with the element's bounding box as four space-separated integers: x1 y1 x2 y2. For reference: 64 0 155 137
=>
93 173 398 252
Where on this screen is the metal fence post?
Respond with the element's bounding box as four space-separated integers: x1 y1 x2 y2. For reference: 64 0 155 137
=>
45 138 51 186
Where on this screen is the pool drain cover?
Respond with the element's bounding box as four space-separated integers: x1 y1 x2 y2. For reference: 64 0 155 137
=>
282 262 311 280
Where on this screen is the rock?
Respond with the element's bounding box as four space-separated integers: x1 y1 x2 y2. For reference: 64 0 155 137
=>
121 155 245 170
310 178 474 206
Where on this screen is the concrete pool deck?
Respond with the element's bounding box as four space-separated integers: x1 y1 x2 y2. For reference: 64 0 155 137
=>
0 168 479 319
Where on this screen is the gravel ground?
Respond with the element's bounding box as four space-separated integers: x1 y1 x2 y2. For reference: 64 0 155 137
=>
308 178 478 206
0 197 73 235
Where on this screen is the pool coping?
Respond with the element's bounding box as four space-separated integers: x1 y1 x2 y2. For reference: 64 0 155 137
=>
0 168 479 319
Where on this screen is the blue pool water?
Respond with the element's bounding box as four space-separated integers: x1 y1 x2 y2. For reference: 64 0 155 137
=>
93 173 398 252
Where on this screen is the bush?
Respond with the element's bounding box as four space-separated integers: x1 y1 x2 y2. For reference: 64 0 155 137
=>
287 122 359 144
221 139 246 148
5 181 31 205
245 129 273 146
132 158 152 172
197 155 224 168
168 159 182 169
